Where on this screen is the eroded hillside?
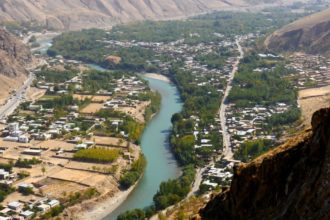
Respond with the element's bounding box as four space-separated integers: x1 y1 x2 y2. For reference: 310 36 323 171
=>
0 29 31 103
266 8 330 56
0 0 310 30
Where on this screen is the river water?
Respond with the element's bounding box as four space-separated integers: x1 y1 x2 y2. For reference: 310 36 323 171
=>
87 65 182 219
36 37 182 219
105 76 182 219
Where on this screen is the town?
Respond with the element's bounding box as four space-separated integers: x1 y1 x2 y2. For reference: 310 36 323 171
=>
0 8 326 219
0 53 156 219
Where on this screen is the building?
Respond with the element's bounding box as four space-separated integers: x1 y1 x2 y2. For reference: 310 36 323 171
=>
7 123 19 132
22 149 42 156
37 204 50 212
0 169 9 180
8 201 23 211
20 210 34 219
48 199 60 208
18 135 29 143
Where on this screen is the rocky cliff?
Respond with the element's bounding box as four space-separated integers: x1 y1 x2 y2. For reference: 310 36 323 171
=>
0 28 31 77
200 108 330 220
0 0 308 30
0 28 32 104
266 8 330 56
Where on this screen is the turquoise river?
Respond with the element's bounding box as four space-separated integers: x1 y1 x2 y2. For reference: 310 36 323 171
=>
105 76 182 219
37 38 182 220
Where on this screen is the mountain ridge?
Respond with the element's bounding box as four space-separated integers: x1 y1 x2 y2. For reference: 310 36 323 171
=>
0 28 31 104
0 28 31 77
266 8 330 55
0 0 309 30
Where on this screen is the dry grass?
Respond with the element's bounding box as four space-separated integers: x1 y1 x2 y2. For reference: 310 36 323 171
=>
47 168 112 187
37 178 88 199
0 74 26 105
92 136 129 148
73 94 111 103
80 103 104 114
164 196 208 220
32 139 76 150
26 87 46 102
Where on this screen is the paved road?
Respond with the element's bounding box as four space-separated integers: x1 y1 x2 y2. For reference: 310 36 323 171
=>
219 38 244 161
0 73 34 120
188 38 244 197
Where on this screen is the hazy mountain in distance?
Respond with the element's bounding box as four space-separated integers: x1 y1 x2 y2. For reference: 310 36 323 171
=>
0 0 312 30
266 7 330 55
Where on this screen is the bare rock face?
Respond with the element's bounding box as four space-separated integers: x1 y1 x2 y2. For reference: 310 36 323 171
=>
266 8 330 56
0 0 305 30
0 28 31 77
200 108 330 219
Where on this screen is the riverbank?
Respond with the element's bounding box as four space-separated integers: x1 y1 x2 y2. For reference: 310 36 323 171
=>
72 180 141 220
144 73 171 83
30 34 182 220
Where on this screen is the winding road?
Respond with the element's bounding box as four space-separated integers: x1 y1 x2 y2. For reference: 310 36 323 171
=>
0 73 35 120
219 37 244 161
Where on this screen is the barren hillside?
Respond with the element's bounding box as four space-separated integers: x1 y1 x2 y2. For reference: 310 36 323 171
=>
0 0 308 30
266 8 330 55
0 29 31 103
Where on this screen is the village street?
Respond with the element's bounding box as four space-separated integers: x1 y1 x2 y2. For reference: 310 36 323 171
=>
219 38 244 161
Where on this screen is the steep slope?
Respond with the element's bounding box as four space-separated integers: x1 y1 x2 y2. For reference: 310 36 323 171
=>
0 28 31 77
0 28 31 103
199 107 330 219
266 8 330 55
0 0 307 30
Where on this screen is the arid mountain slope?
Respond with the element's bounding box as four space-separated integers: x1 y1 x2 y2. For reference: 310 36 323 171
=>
0 28 31 77
0 0 308 30
0 28 31 103
266 8 330 55
200 108 330 219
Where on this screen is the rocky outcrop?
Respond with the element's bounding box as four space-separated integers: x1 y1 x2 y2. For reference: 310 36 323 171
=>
200 108 330 220
0 28 31 77
266 8 330 56
0 0 306 30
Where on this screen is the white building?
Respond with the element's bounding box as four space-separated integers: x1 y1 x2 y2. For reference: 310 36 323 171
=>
8 201 23 211
0 169 9 180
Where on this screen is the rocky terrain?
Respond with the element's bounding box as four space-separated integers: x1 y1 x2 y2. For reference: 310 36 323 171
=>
0 28 31 77
266 8 330 56
199 108 330 219
0 0 309 30
0 28 31 103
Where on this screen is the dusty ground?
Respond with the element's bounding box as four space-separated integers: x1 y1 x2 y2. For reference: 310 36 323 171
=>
32 139 76 151
0 74 26 105
80 103 104 114
298 85 330 126
2 192 43 206
26 87 46 102
47 168 114 187
37 178 87 199
73 94 111 103
92 136 129 148
116 101 150 123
